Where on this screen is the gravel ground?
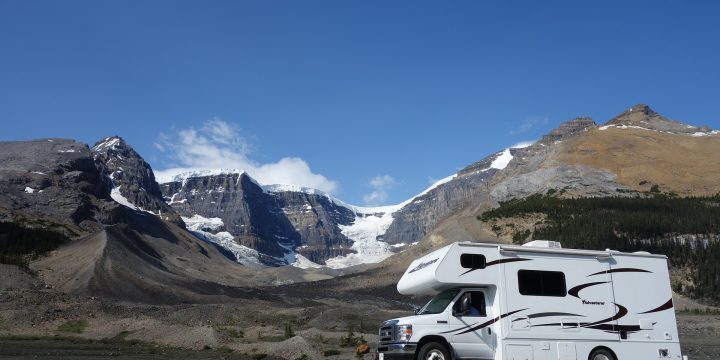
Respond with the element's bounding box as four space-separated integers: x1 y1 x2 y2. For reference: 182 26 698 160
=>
0 336 283 359
677 314 720 360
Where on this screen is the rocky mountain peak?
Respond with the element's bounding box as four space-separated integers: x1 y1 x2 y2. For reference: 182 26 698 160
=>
604 104 713 135
92 136 182 224
606 103 662 126
538 117 597 145
92 136 128 154
625 103 656 116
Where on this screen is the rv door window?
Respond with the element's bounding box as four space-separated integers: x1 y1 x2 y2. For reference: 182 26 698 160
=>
453 291 487 317
417 289 460 315
460 254 486 269
517 270 567 297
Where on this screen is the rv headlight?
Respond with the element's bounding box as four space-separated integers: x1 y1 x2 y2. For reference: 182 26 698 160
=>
395 324 413 341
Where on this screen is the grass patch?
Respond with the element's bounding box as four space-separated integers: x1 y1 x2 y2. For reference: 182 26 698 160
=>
257 335 287 342
56 320 87 334
216 326 244 339
323 349 340 356
678 307 720 315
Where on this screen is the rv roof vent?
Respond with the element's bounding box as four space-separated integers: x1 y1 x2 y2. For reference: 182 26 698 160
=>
522 240 562 248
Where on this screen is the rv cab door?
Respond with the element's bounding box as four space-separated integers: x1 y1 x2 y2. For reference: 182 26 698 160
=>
448 290 494 359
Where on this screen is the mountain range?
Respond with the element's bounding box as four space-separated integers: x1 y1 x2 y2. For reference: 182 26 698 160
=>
1 104 719 303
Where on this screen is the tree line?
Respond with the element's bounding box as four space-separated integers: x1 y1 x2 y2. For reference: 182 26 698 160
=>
0 221 69 268
480 193 720 304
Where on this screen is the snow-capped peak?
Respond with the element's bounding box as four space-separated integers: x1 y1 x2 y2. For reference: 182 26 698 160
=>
157 168 247 186
262 184 330 197
92 136 122 152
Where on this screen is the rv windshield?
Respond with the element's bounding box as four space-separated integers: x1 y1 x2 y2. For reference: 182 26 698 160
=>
417 289 460 315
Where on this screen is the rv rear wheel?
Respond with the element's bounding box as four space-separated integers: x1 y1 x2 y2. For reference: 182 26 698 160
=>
589 348 616 360
417 341 450 360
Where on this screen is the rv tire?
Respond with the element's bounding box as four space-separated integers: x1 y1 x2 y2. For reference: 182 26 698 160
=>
589 348 616 360
417 342 450 360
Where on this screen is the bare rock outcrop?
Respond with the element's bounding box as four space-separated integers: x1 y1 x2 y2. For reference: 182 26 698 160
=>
91 136 183 225
0 138 115 233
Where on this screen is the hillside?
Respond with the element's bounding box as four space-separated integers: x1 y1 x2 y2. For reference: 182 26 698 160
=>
479 193 720 304
557 106 720 196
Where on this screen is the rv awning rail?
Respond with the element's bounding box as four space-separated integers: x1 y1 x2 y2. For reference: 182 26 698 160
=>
495 244 666 259
498 245 611 258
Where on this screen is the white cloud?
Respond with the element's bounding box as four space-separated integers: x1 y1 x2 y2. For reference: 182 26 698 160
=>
510 140 536 148
370 174 397 188
363 175 397 205
511 116 548 134
154 118 338 194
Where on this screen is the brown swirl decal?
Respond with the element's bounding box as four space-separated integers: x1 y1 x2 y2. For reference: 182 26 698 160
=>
454 309 528 335
638 298 673 314
582 303 628 328
526 312 585 319
442 309 528 334
587 268 651 277
568 281 609 298
530 303 636 334
585 323 642 333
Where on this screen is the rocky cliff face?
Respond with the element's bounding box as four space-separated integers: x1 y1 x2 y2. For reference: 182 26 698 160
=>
381 163 497 245
160 172 357 263
161 172 292 257
382 116 618 245
91 136 183 225
0 138 116 233
269 189 356 262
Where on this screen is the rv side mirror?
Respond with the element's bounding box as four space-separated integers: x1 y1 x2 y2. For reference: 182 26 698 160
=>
412 305 420 315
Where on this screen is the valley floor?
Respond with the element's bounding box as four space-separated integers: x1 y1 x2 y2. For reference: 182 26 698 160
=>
677 314 720 360
1 263 718 360
1 294 718 360
0 336 283 360
0 317 717 360
0 285 403 360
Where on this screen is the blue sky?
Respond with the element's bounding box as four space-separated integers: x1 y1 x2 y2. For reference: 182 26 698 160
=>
1 1 719 205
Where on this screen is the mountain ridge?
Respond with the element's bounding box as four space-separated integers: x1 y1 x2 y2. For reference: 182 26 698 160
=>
117 104 720 269
2 104 719 277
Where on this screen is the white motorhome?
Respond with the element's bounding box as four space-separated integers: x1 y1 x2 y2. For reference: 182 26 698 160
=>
377 241 686 360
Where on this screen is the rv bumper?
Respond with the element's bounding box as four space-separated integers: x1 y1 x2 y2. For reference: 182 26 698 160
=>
376 342 417 360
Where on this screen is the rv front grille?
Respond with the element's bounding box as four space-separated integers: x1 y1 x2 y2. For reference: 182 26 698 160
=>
379 325 394 343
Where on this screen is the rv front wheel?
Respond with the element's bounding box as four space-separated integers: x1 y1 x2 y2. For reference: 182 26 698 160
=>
589 348 616 360
417 341 450 360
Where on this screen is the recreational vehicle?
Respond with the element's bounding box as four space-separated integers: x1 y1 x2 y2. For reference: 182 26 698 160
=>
377 241 686 360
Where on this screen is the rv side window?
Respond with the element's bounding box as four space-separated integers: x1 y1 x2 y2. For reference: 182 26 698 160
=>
453 291 487 317
518 270 567 297
460 254 486 269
